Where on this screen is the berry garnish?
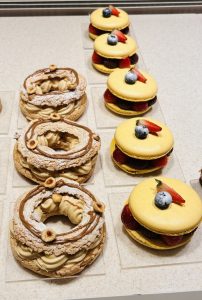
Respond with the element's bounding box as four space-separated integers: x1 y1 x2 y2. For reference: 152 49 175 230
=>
135 125 149 139
152 156 168 168
132 102 149 112
154 191 172 209
107 34 118 45
112 30 127 43
155 179 185 205
109 5 120 17
161 235 183 246
103 58 118 69
121 204 140 230
104 89 117 103
125 71 137 84
119 57 131 68
92 51 102 64
136 119 162 133
89 24 99 35
113 147 127 164
102 8 111 18
131 68 147 83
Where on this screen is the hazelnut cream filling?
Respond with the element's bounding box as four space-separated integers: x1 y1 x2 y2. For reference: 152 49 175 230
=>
17 118 100 172
20 66 87 107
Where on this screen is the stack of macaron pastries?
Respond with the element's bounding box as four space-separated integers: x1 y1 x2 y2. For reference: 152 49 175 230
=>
104 68 158 116
92 30 138 74
121 177 202 249
110 117 174 174
89 5 130 40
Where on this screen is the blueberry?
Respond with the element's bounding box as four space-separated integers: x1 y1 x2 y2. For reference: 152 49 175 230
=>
154 191 172 209
125 71 138 84
107 34 118 45
102 8 111 18
135 125 149 139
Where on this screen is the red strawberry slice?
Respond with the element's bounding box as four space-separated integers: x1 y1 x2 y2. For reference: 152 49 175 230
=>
104 89 117 103
132 68 147 83
112 29 127 43
161 235 183 246
92 51 102 64
119 57 131 68
132 102 149 112
155 179 185 205
113 147 127 164
136 119 162 133
89 24 98 35
152 156 168 168
109 5 120 17
121 204 140 230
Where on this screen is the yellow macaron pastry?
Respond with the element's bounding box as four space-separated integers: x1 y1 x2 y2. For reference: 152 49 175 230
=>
110 117 174 174
89 6 130 40
92 30 138 74
104 68 158 116
121 177 202 250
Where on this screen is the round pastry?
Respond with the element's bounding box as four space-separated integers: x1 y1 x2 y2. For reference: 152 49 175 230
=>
110 117 174 174
10 178 106 277
14 116 100 184
89 6 130 40
92 30 138 74
199 169 202 186
121 177 202 250
104 68 158 116
20 65 87 121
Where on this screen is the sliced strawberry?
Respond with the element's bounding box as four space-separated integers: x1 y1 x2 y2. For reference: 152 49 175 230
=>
89 23 99 35
112 29 127 43
136 119 162 133
132 68 147 83
113 147 127 164
92 51 102 64
109 5 120 17
152 156 168 168
161 235 183 246
121 204 140 230
132 102 149 112
119 57 131 68
104 89 117 103
155 179 185 205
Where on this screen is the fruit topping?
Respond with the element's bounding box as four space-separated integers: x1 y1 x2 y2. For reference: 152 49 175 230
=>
103 58 119 69
152 156 168 168
154 191 173 209
107 33 118 45
89 23 99 35
125 71 138 84
109 5 120 16
121 204 140 230
155 179 185 205
136 119 162 133
104 89 117 103
161 235 183 246
113 147 127 164
92 51 102 64
112 29 127 43
102 7 112 18
131 68 147 83
119 57 131 68
135 125 149 139
132 102 149 111
129 54 139 65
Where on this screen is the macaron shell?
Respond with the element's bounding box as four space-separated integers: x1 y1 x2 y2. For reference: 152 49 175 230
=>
90 8 130 31
92 62 135 74
125 227 193 250
105 102 151 116
108 68 158 101
94 34 137 59
89 32 98 40
110 138 162 174
129 177 202 235
114 117 174 159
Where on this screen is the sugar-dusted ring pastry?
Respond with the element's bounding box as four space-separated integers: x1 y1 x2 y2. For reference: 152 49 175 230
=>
10 178 106 277
14 116 101 184
20 65 87 121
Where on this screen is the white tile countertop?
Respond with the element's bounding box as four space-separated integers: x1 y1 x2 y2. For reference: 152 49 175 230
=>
0 13 202 300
